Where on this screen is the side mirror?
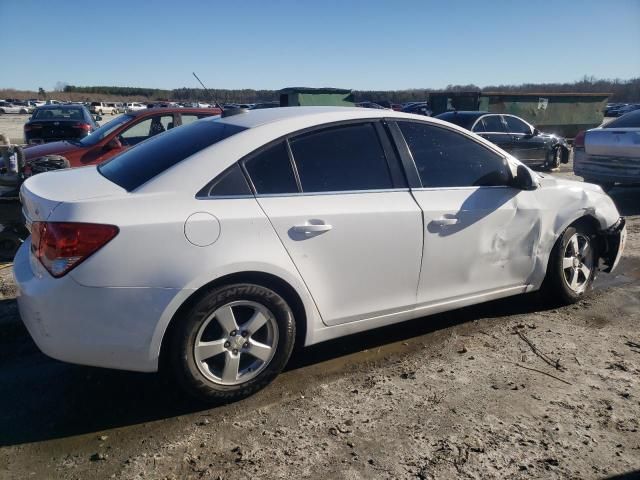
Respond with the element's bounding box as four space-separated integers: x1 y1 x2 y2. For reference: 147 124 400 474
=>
94 115 102 122
104 137 122 150
512 165 537 190
532 128 540 136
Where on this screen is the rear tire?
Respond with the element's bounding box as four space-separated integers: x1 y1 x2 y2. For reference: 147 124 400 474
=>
543 147 562 171
541 223 598 305
169 283 296 403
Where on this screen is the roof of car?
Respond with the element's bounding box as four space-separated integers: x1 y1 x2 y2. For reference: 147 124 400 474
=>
127 107 221 117
216 106 413 129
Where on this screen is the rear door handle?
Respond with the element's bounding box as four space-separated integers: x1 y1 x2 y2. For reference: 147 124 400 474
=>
292 222 333 236
432 216 459 226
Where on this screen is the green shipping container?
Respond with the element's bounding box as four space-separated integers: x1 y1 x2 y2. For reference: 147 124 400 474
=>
279 87 355 107
482 92 610 138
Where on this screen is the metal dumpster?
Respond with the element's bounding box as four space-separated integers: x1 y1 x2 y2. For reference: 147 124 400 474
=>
279 87 355 107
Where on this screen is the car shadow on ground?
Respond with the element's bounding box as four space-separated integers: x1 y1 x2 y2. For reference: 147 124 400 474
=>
0 290 557 447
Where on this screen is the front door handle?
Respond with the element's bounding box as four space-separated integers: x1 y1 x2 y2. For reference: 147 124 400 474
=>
292 222 333 236
432 216 459 226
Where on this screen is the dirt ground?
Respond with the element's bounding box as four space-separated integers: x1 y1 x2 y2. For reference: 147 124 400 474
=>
0 158 639 480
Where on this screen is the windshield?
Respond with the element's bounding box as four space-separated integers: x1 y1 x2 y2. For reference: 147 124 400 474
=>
33 108 85 120
79 114 133 146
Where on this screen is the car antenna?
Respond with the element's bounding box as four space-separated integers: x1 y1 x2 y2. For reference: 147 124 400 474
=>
192 72 223 110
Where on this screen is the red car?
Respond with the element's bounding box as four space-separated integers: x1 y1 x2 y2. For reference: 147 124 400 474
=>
24 107 221 168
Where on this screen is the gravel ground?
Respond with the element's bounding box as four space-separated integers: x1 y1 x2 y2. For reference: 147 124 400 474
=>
0 153 638 480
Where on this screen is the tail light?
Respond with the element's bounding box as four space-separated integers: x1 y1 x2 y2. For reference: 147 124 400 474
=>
574 130 586 149
24 124 42 131
31 222 119 277
73 123 92 131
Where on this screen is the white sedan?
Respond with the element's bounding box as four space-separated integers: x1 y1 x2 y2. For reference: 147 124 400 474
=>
0 101 29 114
15 107 626 401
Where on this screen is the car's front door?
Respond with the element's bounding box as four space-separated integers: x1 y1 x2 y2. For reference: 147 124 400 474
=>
395 121 539 306
503 115 548 162
248 122 423 326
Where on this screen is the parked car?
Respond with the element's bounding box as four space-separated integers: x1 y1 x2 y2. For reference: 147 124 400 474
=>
356 101 387 109
23 107 221 169
24 105 99 144
89 102 117 115
614 104 640 117
250 102 279 109
15 107 626 402
402 102 432 116
435 111 570 170
574 109 640 189
0 101 29 114
125 102 146 112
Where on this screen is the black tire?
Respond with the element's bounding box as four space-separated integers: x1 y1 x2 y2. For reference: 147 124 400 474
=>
99 110 103 115
543 147 562 171
541 223 598 306
168 283 296 402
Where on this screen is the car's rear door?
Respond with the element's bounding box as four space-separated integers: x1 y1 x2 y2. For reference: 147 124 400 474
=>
503 115 548 162
249 121 423 326
392 120 538 306
473 115 512 153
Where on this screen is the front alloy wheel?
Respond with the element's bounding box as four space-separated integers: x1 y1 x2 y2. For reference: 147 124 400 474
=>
170 283 296 402
561 233 594 295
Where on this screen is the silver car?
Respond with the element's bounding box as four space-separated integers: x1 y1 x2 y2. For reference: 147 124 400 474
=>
574 110 640 189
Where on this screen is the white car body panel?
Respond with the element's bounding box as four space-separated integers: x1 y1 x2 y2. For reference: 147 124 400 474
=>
14 107 625 373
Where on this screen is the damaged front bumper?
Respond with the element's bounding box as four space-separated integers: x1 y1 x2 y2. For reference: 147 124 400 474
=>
600 217 626 273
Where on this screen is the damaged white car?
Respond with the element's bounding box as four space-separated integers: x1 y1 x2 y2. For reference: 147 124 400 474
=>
15 107 626 401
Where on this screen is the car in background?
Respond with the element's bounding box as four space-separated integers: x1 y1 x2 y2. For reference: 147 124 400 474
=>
125 102 146 112
89 102 117 115
355 101 387 109
251 101 279 109
435 111 570 171
0 101 30 114
574 109 640 190
402 102 432 116
605 103 627 117
23 107 222 169
614 104 640 117
24 105 99 145
15 106 625 402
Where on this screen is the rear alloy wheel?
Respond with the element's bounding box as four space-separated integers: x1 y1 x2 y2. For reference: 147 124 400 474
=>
542 224 597 305
544 147 562 171
170 283 296 402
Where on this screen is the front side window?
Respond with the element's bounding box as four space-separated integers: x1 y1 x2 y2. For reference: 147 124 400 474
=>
119 115 174 146
481 115 506 133
398 121 511 188
504 116 532 134
244 141 298 195
79 114 133 146
289 123 392 193
181 114 210 126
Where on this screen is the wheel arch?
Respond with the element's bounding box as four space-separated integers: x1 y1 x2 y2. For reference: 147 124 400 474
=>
158 270 308 373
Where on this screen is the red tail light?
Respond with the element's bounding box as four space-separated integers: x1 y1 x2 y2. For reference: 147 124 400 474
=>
31 222 119 277
73 123 92 131
574 130 586 149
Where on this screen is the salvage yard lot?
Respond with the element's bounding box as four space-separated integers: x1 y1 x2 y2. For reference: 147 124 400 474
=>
0 132 639 479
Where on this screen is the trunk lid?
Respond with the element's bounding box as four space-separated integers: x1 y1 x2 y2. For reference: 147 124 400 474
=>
20 166 126 223
23 140 81 160
585 128 640 158
26 120 90 143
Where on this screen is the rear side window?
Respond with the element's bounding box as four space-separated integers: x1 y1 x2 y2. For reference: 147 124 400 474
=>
244 141 299 194
398 121 511 188
481 115 506 132
99 120 246 191
197 163 251 197
289 123 392 193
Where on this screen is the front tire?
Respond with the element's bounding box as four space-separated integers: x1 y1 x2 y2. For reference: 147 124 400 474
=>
541 223 598 305
169 283 296 402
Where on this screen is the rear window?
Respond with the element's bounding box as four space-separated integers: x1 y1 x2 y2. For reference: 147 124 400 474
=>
99 120 246 191
33 108 85 120
605 110 640 128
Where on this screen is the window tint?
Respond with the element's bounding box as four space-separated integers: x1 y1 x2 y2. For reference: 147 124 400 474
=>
504 116 532 134
99 120 246 191
181 114 207 126
289 123 392 192
244 141 298 194
398 122 511 188
481 115 506 133
198 163 251 197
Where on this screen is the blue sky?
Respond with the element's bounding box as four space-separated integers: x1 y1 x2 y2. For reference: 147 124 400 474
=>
1 0 639 91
